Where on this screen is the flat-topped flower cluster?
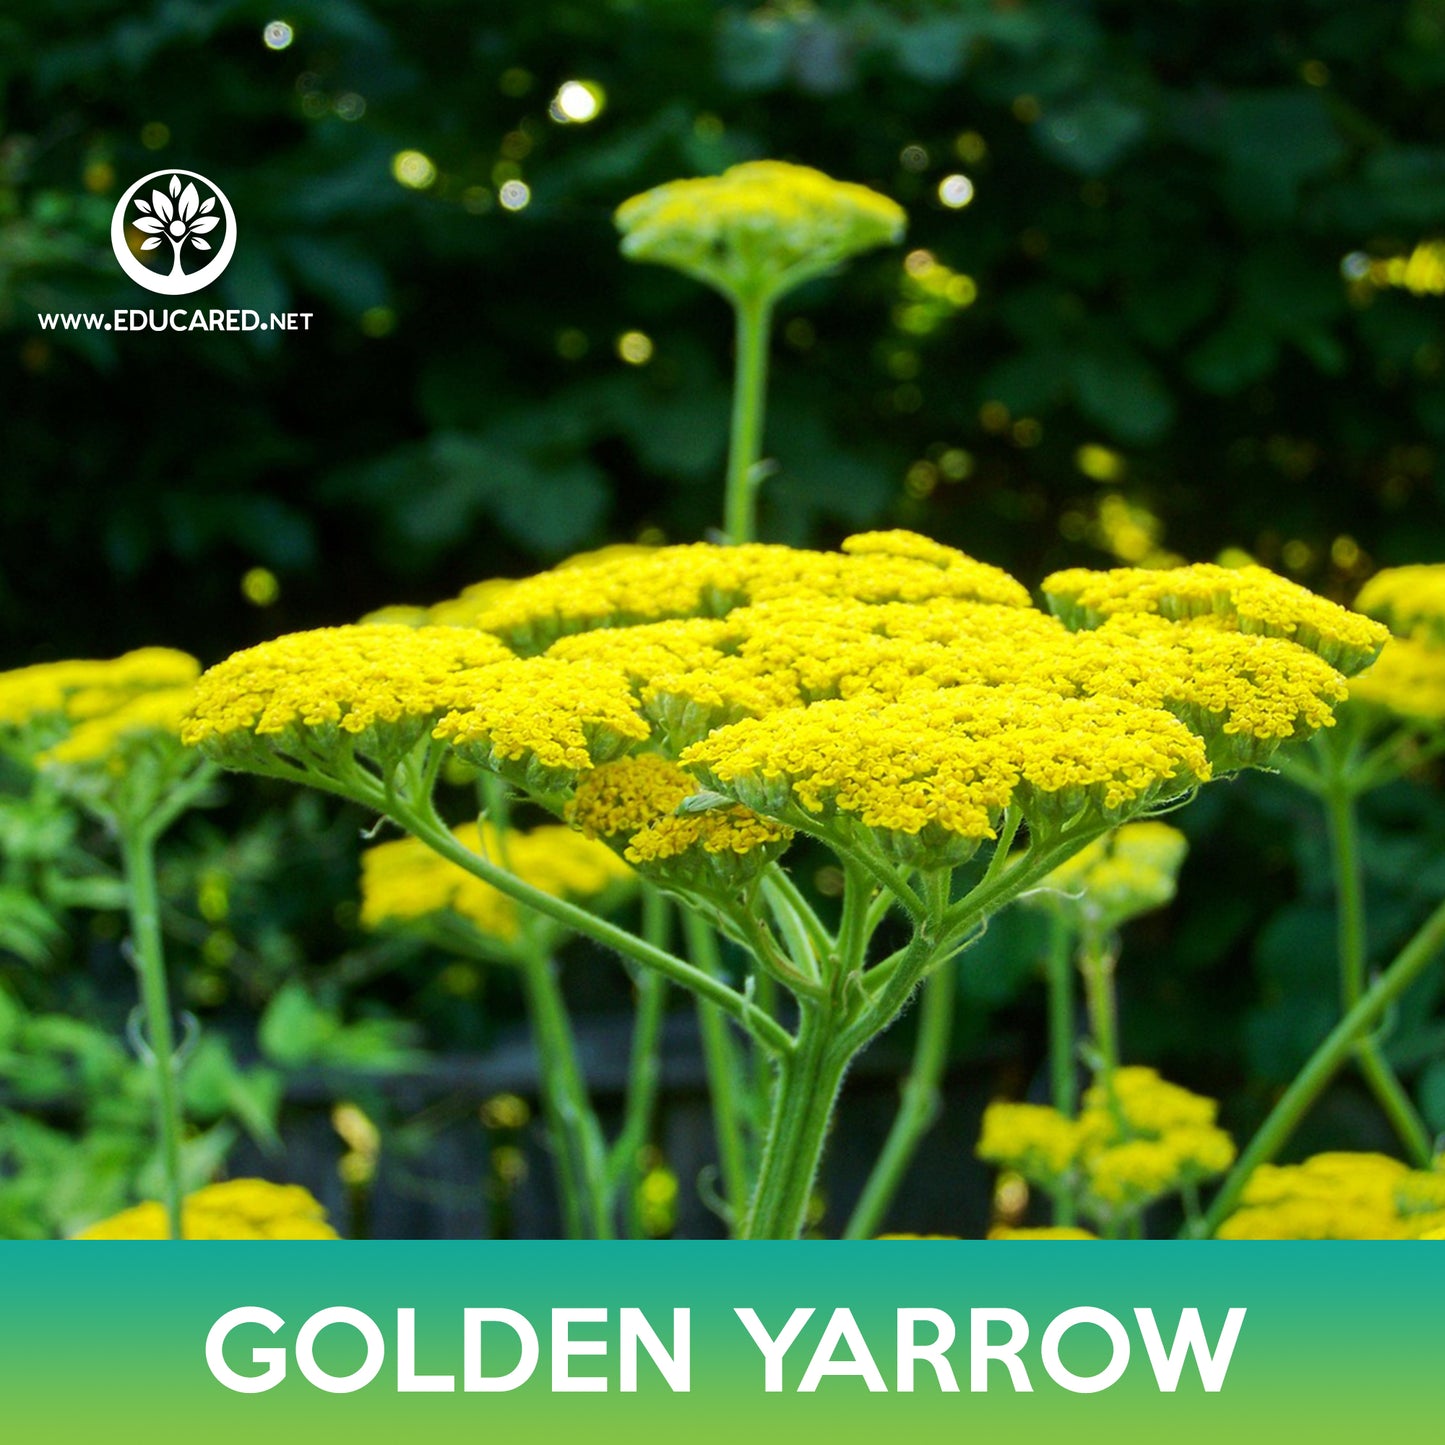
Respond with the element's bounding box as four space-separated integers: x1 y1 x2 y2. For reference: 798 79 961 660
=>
182 531 1386 882
1348 562 1445 724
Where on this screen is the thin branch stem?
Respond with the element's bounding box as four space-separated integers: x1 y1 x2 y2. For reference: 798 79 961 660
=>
683 911 753 1229
1323 773 1433 1166
610 888 670 1237
395 790 793 1055
843 959 957 1239
118 823 184 1240
1198 893 1445 1236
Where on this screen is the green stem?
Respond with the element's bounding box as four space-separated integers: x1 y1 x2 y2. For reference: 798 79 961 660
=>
1079 930 1119 1090
1046 912 1077 1118
118 823 184 1240
1323 779 1434 1166
1198 893 1445 1236
684 911 753 1229
398 793 792 1056
481 773 610 1238
743 1007 849 1239
611 890 671 1237
1045 911 1078 1226
843 960 957 1238
516 950 612 1238
724 290 773 544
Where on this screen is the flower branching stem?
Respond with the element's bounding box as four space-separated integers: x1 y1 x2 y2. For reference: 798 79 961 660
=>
1321 767 1434 1166
1198 892 1445 1236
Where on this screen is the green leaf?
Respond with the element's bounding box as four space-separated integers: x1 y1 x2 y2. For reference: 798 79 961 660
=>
258 983 338 1067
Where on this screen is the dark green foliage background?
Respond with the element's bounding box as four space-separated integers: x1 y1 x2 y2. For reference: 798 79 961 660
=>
3 0 1445 1234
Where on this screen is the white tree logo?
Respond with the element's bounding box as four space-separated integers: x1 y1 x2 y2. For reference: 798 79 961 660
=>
110 169 238 296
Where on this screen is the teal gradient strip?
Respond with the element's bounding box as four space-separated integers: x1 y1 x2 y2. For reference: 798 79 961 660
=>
0 1243 1438 1444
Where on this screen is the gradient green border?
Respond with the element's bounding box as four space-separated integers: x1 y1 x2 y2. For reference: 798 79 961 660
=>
0 1242 1436 1443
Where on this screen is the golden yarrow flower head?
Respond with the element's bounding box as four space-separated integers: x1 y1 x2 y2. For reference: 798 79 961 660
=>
980 1069 1234 1228
988 1225 1098 1240
0 648 198 748
1218 1152 1445 1239
74 1179 339 1240
0 649 203 822
183 624 514 775
569 754 792 895
615 160 905 305
1044 562 1387 676
361 820 633 951
1027 822 1187 935
1346 566 1445 725
1354 564 1445 646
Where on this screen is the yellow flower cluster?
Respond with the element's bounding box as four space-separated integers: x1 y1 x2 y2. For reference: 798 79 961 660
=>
1044 563 1387 675
978 1102 1082 1178
470 534 1030 654
361 820 632 943
1346 565 1445 724
988 1225 1098 1240
1218 1152 1445 1240
684 686 1209 868
39 686 197 769
978 1068 1235 1220
615 160 905 301
434 658 652 791
74 1179 339 1240
1029 821 1187 934
186 534 1369 871
183 624 513 764
1355 564 1445 645
569 754 792 892
0 648 198 733
1348 636 1445 723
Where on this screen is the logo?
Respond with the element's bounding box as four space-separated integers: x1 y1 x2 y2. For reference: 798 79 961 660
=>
110 169 237 296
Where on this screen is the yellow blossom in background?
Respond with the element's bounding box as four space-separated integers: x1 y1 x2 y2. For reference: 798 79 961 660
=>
38 685 196 769
1355 563 1445 646
979 1068 1235 1230
988 1225 1097 1240
1218 1152 1445 1239
1084 1066 1221 1137
1029 822 1187 934
1347 635 1445 723
74 1179 339 1240
0 648 199 739
977 1102 1083 1182
615 160 905 303
1345 565 1445 726
361 820 633 944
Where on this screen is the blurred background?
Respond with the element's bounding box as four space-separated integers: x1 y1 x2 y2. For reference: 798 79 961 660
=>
3 0 1445 1238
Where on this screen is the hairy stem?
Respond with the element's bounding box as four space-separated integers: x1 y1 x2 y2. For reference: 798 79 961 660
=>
843 960 957 1238
743 1007 848 1239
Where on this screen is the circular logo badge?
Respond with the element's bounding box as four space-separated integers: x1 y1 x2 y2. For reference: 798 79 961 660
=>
110 169 237 296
